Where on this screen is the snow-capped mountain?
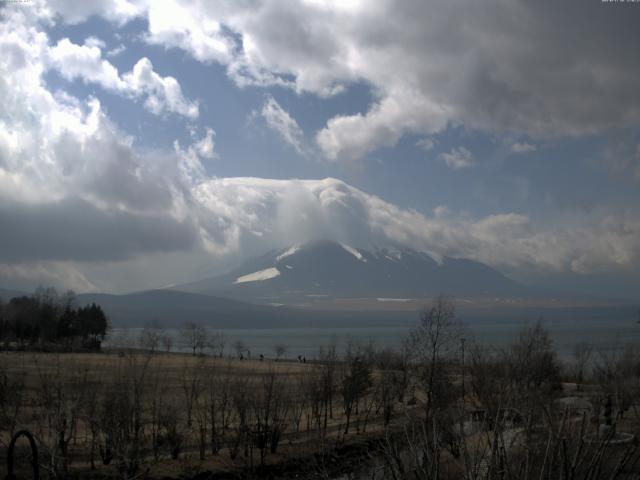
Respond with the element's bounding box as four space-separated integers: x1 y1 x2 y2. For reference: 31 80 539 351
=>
175 240 528 303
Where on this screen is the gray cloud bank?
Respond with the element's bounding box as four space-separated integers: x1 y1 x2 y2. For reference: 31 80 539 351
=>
1 1 640 292
0 198 199 262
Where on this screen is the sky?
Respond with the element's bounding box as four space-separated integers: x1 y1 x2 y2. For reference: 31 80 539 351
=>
0 0 639 299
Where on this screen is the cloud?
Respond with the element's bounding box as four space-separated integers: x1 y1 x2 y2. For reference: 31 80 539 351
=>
317 90 450 162
49 38 126 90
192 177 640 276
260 96 306 154
123 57 199 119
38 0 142 25
2 2 640 292
106 43 125 57
84 36 105 49
0 262 97 293
511 142 537 154
416 138 435 152
600 140 640 181
0 8 205 268
49 38 198 118
194 128 216 159
0 197 199 262
64 0 640 162
142 0 234 65
439 147 474 170
173 128 216 184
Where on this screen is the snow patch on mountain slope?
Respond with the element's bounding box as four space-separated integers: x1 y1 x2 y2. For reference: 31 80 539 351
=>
276 245 300 262
234 267 281 284
340 243 367 262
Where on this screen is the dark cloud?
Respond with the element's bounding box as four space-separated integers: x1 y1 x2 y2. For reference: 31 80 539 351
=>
0 197 200 262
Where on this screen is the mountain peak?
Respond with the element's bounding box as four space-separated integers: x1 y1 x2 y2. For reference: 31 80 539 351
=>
175 240 527 304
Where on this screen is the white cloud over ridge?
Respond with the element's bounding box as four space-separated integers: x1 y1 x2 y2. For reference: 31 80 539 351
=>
192 177 640 278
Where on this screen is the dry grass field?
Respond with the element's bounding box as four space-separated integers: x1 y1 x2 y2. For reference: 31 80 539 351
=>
2 309 640 479
0 348 410 479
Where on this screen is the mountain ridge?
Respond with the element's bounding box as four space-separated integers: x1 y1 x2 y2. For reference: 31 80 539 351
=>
174 240 529 303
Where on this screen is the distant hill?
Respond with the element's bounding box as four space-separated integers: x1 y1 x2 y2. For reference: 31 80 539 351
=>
1 285 634 330
0 288 28 302
75 289 418 328
2 241 635 330
73 289 639 330
76 290 288 328
175 240 529 303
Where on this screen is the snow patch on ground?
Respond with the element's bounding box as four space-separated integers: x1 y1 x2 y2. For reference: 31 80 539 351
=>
340 243 367 262
234 267 281 284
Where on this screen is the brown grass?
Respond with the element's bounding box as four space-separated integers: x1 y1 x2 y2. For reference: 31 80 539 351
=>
0 349 408 479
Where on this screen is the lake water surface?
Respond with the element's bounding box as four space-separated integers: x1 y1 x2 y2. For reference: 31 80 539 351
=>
107 314 640 361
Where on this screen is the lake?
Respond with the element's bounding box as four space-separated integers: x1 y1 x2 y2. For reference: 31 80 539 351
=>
106 312 640 361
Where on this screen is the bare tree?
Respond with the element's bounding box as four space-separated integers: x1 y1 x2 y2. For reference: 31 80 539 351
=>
33 355 91 476
318 343 338 431
157 403 184 460
234 339 247 359
410 295 461 422
181 357 205 428
148 368 168 462
303 367 325 436
161 333 174 353
253 370 290 464
181 321 208 356
509 319 561 392
289 371 311 438
373 348 408 427
340 347 372 435
194 381 210 461
273 343 287 360
571 341 593 384
207 331 226 357
593 344 640 422
139 320 163 353
229 377 253 461
207 362 234 455
98 351 153 478
0 362 25 442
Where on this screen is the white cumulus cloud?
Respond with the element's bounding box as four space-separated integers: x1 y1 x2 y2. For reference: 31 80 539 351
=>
54 0 640 163
439 147 474 170
49 37 198 118
123 57 199 119
192 177 640 277
260 96 306 154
